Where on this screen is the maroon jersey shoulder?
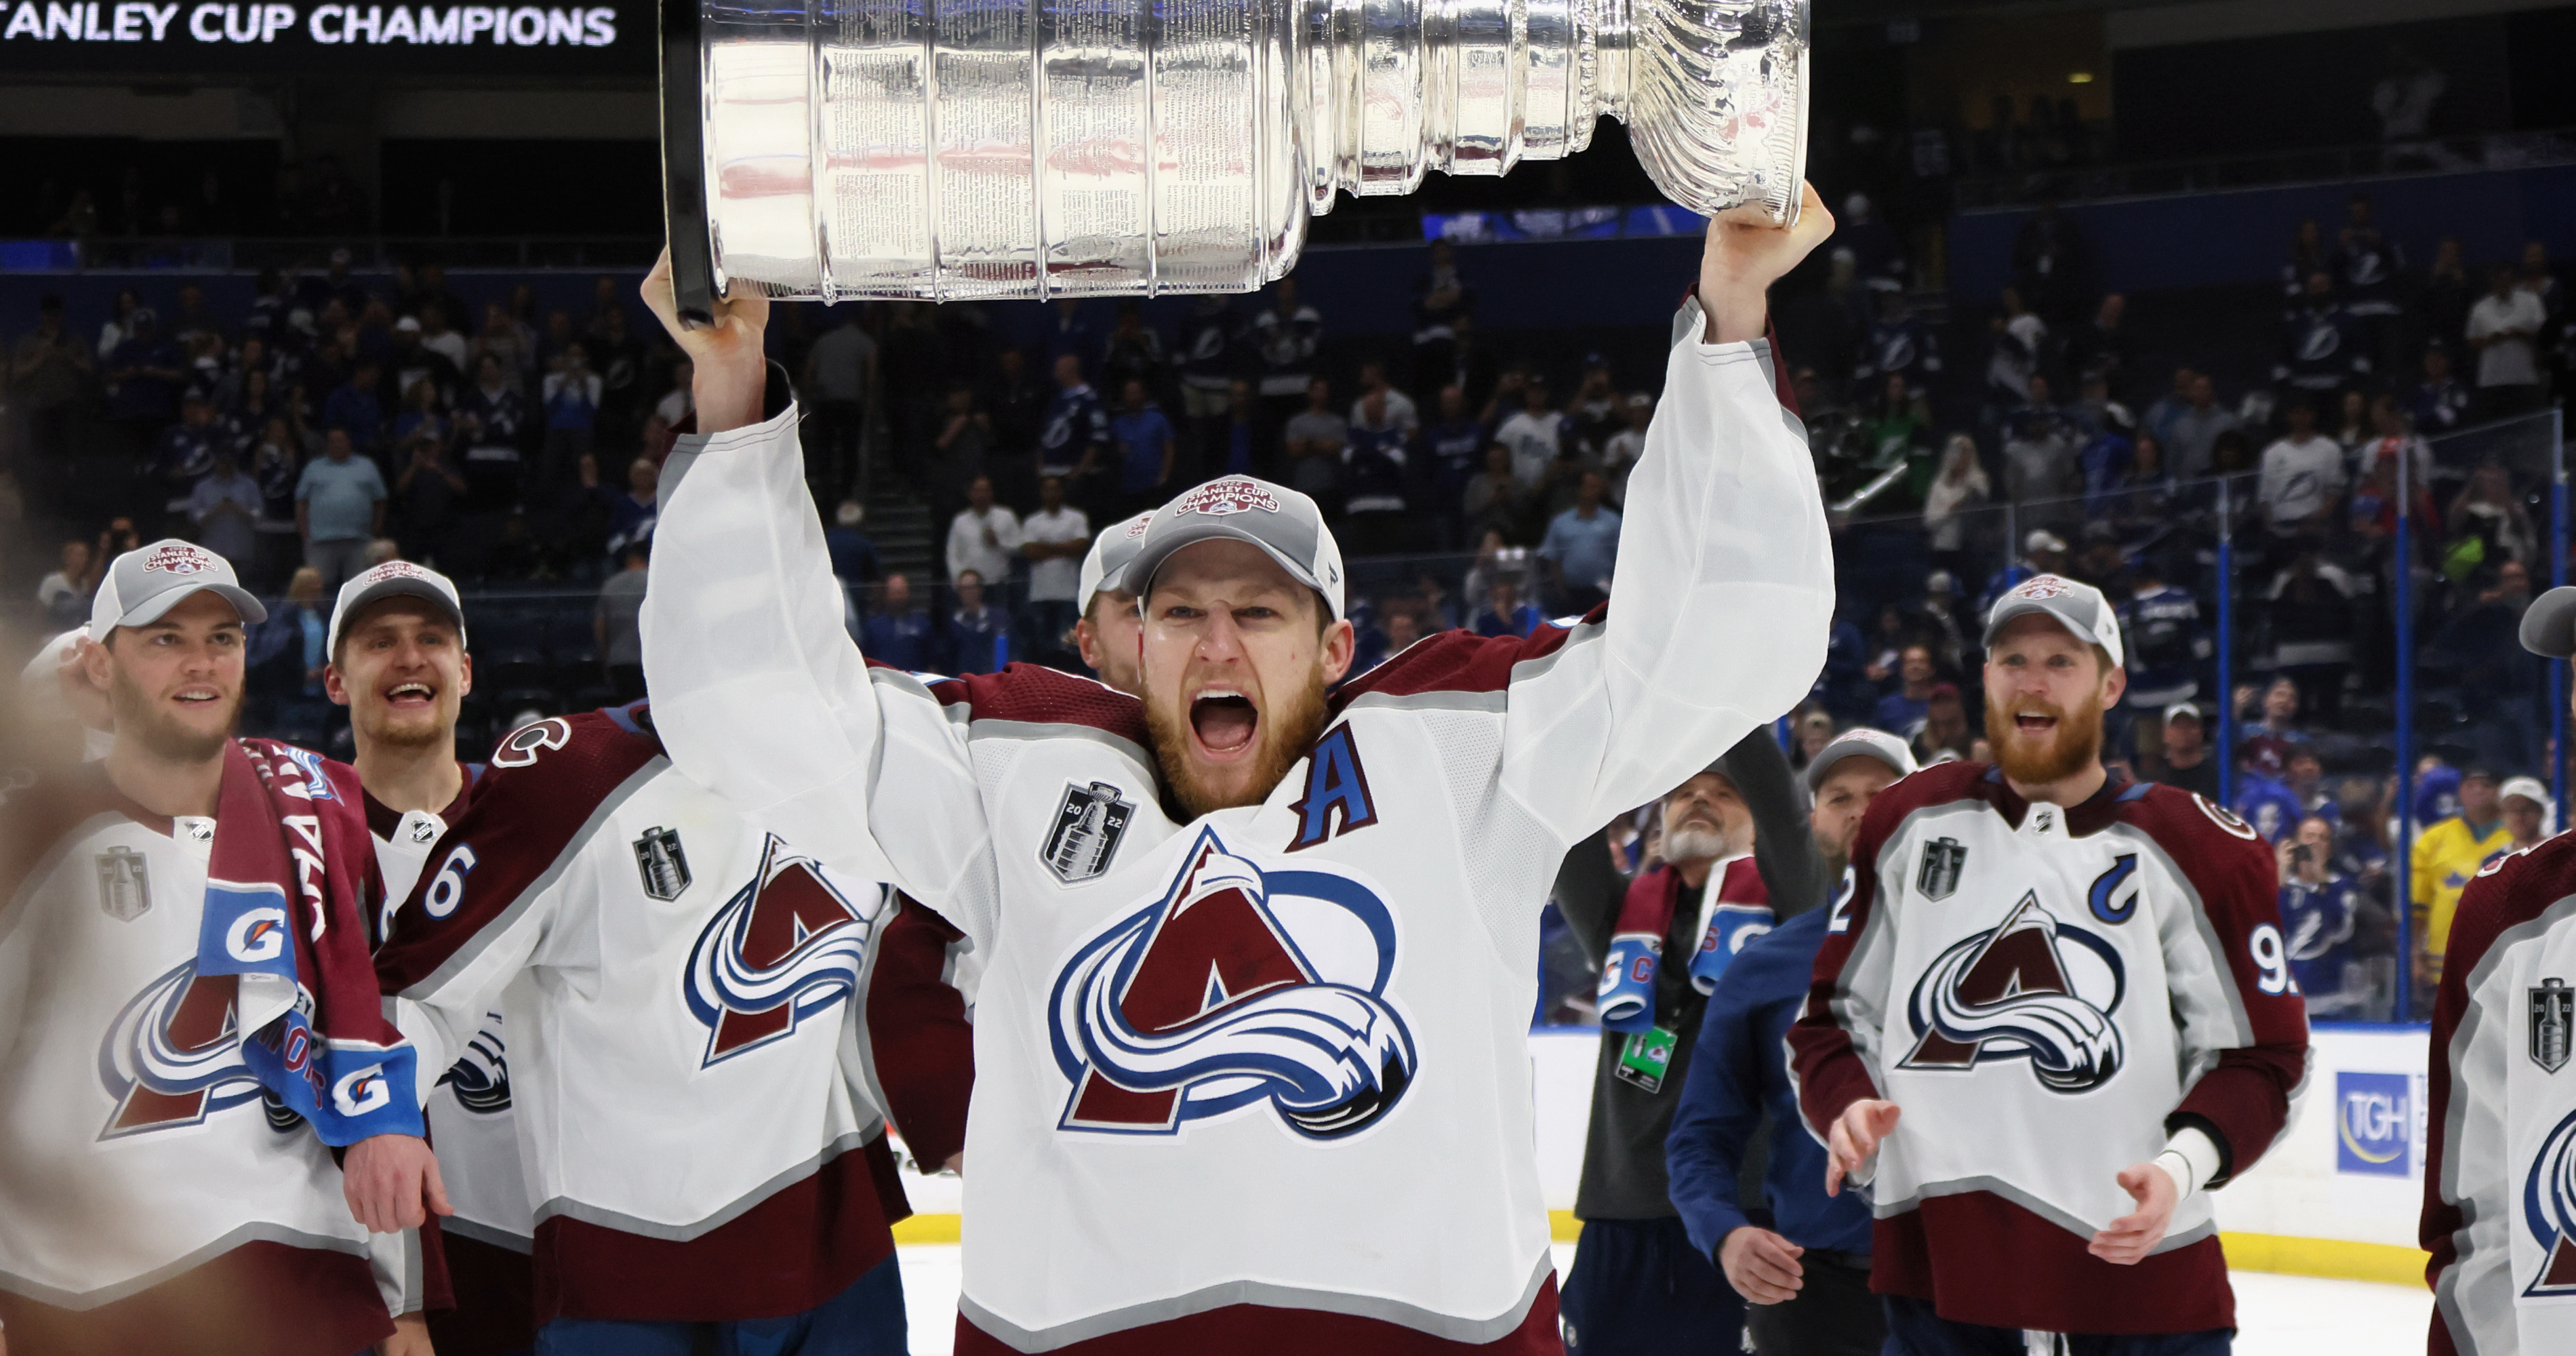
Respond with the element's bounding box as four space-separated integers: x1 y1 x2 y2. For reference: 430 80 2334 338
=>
922 661 1150 745
1330 612 1597 709
376 709 663 991
2111 780 2267 854
2108 780 2279 902
1854 761 1994 847
2449 831 2576 979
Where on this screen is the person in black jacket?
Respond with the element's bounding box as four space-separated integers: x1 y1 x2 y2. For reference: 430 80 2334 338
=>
1554 728 1817 1355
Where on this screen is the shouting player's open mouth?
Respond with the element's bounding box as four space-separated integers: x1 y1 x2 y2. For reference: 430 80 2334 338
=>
2011 708 2059 736
1189 687 1259 759
172 682 225 706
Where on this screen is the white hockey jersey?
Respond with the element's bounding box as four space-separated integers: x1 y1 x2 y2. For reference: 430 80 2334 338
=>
642 307 1832 1351
2426 832 2576 1355
1790 762 2311 1334
343 761 540 1306
0 767 407 1355
376 703 972 1325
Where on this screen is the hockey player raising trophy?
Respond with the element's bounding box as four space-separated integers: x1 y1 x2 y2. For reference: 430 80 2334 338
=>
587 189 1836 1354
1792 574 2311 1353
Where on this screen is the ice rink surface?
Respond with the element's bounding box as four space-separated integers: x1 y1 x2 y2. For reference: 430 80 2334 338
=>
891 1243 2436 1355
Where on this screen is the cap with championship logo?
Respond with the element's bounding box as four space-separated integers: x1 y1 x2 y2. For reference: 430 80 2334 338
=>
1981 573 2125 668
1804 727 1919 792
1119 477 1348 622
329 560 468 655
1078 511 1156 614
89 540 268 639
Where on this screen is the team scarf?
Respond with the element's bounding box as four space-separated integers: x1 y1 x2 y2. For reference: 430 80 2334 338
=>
195 738 424 1146
1595 860 1775 1033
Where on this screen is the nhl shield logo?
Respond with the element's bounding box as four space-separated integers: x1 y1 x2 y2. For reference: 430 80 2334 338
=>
635 826 693 901
1044 781 1135 884
2535 978 2574 1074
97 846 153 921
1916 837 1966 902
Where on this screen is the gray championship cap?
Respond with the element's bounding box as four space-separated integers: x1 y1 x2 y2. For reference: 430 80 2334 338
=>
1805 727 1919 792
1981 572 2125 668
1078 510 1157 614
328 559 468 656
2522 586 2576 658
89 540 268 639
1119 477 1348 622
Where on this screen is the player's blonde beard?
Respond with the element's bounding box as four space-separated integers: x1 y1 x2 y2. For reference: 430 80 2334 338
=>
108 664 240 764
355 688 456 753
1146 662 1333 820
1988 687 2106 787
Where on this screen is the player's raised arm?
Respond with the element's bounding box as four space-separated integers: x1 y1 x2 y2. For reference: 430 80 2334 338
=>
1495 188 1837 839
636 254 993 936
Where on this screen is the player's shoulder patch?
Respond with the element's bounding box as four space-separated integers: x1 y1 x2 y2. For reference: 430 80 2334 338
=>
477 708 664 801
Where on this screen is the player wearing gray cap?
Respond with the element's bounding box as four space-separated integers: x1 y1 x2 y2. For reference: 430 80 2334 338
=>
1792 572 2309 1351
1666 728 1911 1356
622 194 1836 1353
325 560 481 885
1072 509 1154 696
0 540 439 1355
2424 587 2576 1353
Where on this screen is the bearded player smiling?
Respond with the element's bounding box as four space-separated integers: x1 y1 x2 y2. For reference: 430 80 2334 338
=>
596 190 1837 1356
1790 574 2309 1354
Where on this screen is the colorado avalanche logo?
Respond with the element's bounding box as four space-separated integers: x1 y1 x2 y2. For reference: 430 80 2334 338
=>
1900 894 2127 1094
681 834 885 1066
2525 1106 2576 1296
1049 827 1417 1139
438 1018 512 1115
2009 575 2070 600
96 961 262 1138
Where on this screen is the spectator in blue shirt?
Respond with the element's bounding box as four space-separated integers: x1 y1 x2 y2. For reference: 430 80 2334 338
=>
1109 378 1175 518
323 362 386 452
1536 471 1621 614
1422 384 1486 550
2277 816 2371 1018
1868 643 1937 738
860 572 938 673
1667 729 1912 1356
1038 354 1110 510
946 569 1009 675
105 307 186 432
154 391 229 513
1470 574 1543 639
1342 389 1412 557
826 500 882 586
2234 738 2305 843
294 426 388 593
2408 343 2472 436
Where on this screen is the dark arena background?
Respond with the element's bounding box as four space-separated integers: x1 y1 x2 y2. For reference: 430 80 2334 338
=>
7 1 2576 1347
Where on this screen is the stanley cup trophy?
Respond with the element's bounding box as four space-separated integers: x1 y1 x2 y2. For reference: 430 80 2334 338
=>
658 0 1806 319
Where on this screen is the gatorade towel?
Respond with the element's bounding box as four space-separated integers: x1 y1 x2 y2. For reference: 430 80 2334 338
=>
1596 932 1662 1033
1687 902 1777 993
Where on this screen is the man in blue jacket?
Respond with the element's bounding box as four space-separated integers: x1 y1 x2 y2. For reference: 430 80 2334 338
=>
1668 727 1914 1355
